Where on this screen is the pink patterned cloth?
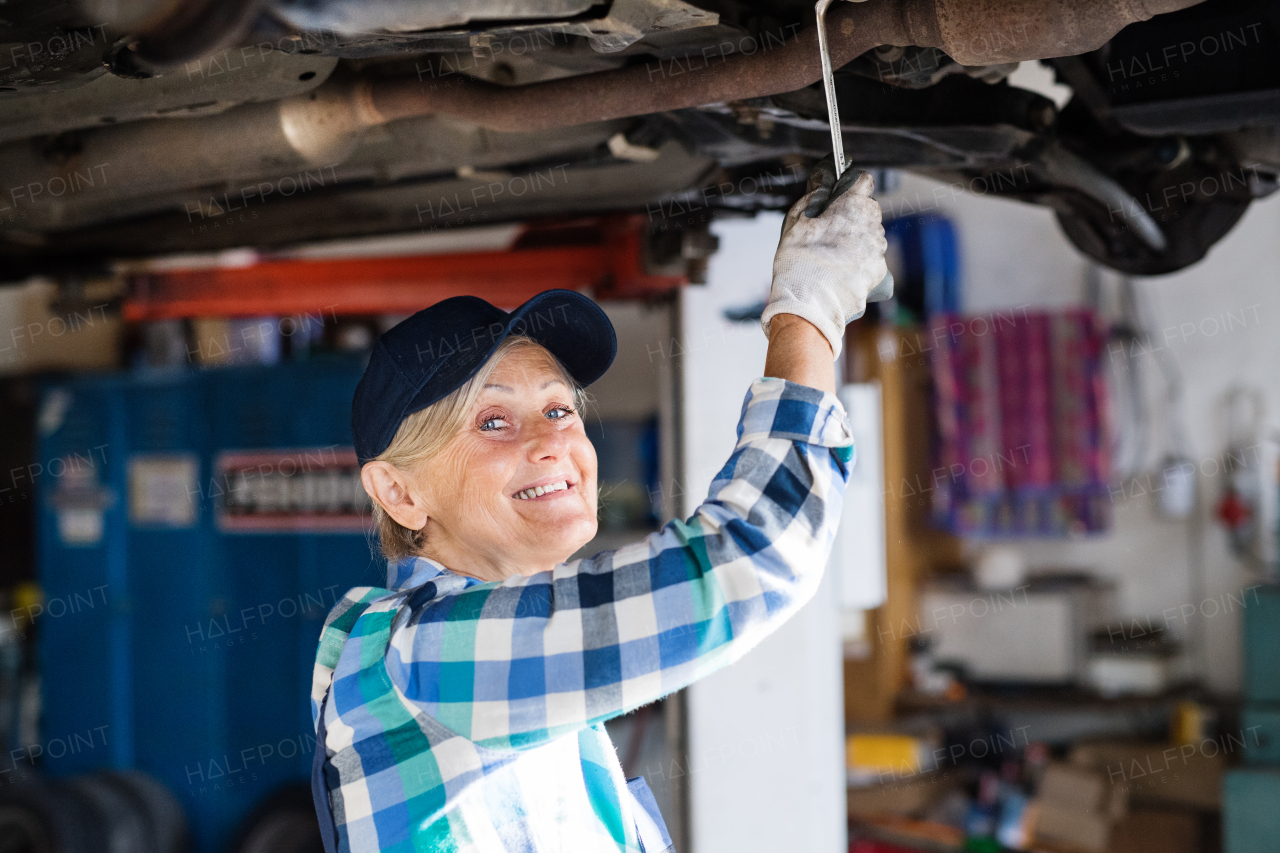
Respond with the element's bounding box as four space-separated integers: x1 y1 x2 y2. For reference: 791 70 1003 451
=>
928 309 1111 537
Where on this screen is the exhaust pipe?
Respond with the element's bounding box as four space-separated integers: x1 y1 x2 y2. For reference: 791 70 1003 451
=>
362 0 1207 132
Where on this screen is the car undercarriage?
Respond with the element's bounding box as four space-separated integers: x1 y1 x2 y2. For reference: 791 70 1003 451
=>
1 0 1277 279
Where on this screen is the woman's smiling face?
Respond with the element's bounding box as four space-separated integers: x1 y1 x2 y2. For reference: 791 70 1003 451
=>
414 344 598 579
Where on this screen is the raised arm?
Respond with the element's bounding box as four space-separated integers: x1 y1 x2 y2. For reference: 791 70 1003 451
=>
764 313 837 395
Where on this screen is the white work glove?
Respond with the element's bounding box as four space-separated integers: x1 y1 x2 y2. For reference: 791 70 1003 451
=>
761 157 889 359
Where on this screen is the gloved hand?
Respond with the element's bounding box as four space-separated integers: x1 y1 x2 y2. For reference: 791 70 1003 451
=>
761 156 889 359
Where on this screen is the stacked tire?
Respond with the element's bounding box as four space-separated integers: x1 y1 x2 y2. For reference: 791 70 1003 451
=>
0 770 187 853
229 786 323 853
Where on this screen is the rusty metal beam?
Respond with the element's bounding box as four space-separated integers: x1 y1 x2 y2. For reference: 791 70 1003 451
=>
364 0 1209 133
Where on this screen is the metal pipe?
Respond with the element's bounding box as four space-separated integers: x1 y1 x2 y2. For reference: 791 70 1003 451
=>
362 2 901 132
1033 141 1169 251
361 0 1208 133
924 0 1209 66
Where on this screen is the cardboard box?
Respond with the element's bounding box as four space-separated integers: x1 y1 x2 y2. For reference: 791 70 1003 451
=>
1039 764 1104 813
847 771 960 820
1032 764 1127 853
1070 740 1223 811
1107 810 1199 853
1035 802 1112 853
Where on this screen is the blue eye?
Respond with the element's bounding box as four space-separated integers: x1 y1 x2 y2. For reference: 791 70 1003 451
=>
546 406 574 420
480 417 509 431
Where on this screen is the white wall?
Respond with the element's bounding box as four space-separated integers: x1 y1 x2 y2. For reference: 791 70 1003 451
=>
681 215 847 853
591 301 669 420
881 170 1280 694
0 279 120 375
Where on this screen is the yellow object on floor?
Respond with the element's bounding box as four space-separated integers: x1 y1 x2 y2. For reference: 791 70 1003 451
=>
1171 701 1205 746
846 734 923 774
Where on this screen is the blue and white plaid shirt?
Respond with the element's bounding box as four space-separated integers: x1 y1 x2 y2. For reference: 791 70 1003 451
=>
311 377 854 852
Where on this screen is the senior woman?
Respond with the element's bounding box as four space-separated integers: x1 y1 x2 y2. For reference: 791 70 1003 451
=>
310 162 888 853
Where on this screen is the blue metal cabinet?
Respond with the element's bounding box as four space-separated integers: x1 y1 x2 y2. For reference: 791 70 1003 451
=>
38 357 375 853
1243 586 1280 704
1241 706 1280 766
37 377 132 774
1225 769 1280 853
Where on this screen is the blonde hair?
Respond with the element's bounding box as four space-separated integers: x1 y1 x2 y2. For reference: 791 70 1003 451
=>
368 336 586 560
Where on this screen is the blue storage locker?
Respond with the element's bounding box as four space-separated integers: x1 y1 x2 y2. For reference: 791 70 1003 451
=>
1224 769 1280 853
38 356 376 853
119 374 224 846
200 363 299 850
37 376 132 774
1240 706 1280 766
1243 586 1280 704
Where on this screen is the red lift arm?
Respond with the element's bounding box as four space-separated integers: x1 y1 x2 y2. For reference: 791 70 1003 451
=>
123 217 684 320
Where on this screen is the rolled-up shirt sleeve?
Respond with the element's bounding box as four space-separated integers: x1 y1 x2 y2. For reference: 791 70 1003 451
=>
388 377 854 750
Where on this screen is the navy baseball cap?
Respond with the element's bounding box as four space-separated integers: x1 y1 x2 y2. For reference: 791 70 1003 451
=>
352 289 617 464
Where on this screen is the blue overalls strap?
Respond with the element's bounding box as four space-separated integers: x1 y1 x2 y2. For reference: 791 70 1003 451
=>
313 689 340 853
626 776 676 853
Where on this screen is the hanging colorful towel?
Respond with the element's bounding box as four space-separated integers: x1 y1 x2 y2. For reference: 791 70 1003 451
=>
928 308 1112 537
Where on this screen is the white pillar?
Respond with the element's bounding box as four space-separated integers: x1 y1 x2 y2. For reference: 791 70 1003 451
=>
679 215 847 853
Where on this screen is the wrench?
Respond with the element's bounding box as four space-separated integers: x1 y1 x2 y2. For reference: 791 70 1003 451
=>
815 0 895 310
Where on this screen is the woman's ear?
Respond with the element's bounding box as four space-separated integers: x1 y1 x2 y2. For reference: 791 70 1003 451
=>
361 461 429 532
